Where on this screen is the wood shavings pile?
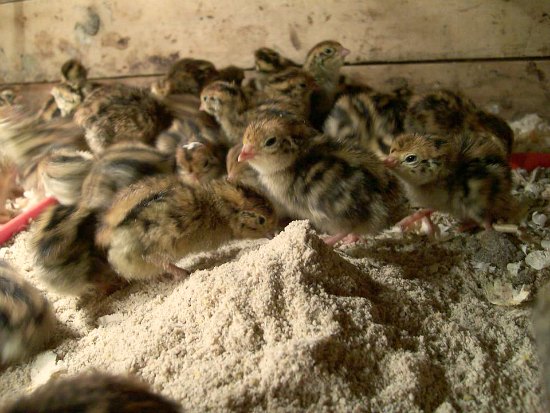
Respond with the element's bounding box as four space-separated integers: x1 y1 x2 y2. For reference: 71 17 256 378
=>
1 117 550 411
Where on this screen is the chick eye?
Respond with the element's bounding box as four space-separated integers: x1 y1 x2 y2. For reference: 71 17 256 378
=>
298 82 307 89
404 154 417 163
203 159 210 168
258 215 266 225
324 48 334 55
203 96 207 101
264 137 277 147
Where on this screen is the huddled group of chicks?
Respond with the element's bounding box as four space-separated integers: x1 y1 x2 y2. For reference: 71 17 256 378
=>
0 38 523 411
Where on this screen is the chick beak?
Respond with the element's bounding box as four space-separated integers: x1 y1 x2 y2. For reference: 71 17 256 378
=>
238 144 256 162
340 48 351 57
199 101 206 111
383 156 399 169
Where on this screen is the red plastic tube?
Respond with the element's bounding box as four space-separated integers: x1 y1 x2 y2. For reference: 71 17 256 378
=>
509 153 550 171
0 196 58 246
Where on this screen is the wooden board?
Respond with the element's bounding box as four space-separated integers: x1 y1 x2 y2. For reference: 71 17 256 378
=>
1 0 549 84
3 60 549 120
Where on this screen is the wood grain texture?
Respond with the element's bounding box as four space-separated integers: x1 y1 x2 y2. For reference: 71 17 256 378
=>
1 0 549 83
3 60 548 120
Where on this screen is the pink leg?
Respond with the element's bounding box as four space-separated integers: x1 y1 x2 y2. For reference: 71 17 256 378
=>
164 263 190 279
420 216 438 238
322 233 347 246
397 209 434 231
341 233 362 244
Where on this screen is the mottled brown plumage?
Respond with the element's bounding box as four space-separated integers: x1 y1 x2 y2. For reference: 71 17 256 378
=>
0 372 181 413
385 132 518 231
239 114 405 244
96 176 276 280
0 260 56 365
74 84 173 154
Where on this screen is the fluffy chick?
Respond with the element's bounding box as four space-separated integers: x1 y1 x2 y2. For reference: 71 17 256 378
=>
239 114 404 244
0 260 56 366
0 372 181 413
95 176 276 281
30 204 121 297
385 132 518 232
176 141 226 186
404 89 514 155
151 58 219 98
252 47 299 90
80 142 175 212
39 148 94 205
303 40 350 128
74 84 173 155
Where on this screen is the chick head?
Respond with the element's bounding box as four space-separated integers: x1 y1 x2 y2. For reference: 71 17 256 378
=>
199 81 246 118
176 141 224 185
305 40 350 74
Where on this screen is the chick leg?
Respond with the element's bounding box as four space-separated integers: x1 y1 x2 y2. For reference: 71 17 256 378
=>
162 263 190 280
397 209 434 231
322 233 347 246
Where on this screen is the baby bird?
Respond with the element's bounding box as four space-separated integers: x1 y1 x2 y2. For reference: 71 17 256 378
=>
199 81 249 145
0 260 56 365
239 114 405 245
0 372 181 413
80 142 175 212
151 58 218 98
404 89 514 155
252 47 299 91
30 204 121 297
303 40 350 128
39 148 94 205
384 132 517 233
95 176 276 281
176 141 226 186
74 83 173 155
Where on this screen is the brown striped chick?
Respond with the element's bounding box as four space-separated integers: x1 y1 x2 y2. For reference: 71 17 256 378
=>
216 65 246 86
0 372 182 413
95 176 276 281
176 141 226 186
74 84 173 155
151 58 218 98
304 40 350 128
239 114 405 245
80 142 175 212
39 148 94 205
261 67 318 119
30 204 121 297
199 81 249 145
404 89 514 155
252 47 300 91
0 260 56 366
384 132 518 234
0 109 87 195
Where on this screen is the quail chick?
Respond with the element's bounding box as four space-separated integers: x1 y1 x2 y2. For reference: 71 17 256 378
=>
74 84 173 155
151 58 218 98
0 89 16 107
404 89 514 155
30 203 121 297
216 65 246 86
303 40 350 128
0 372 182 413
384 132 518 233
80 142 175 212
199 81 249 145
0 108 87 194
176 141 226 186
0 260 56 365
239 114 405 245
39 148 94 205
96 176 276 281
252 47 299 91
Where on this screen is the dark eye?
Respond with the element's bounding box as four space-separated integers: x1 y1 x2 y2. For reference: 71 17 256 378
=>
405 154 417 163
203 159 209 168
299 83 306 89
203 96 207 101
264 137 277 147
324 48 334 55
258 215 266 225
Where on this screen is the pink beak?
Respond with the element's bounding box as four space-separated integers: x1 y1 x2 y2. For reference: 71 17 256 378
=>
238 144 255 162
340 48 351 57
199 101 206 111
383 156 399 169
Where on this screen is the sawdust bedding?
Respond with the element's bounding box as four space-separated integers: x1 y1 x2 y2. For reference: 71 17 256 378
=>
0 116 549 412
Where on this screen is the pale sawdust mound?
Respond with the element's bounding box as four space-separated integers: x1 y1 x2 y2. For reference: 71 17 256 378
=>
0 219 546 412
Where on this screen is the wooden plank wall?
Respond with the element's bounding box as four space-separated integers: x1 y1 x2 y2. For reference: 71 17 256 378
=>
0 0 549 119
